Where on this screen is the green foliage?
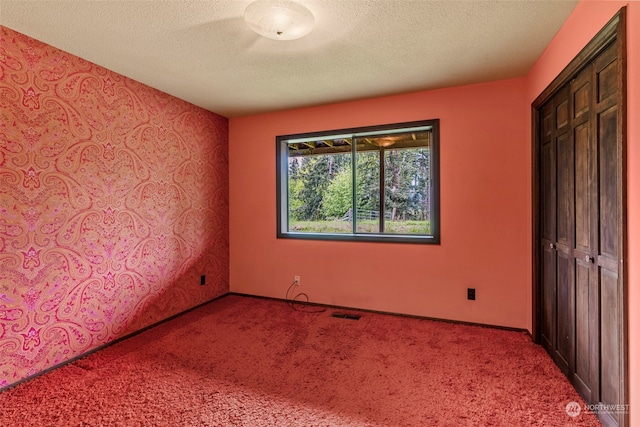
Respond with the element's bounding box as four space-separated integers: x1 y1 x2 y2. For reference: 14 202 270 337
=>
289 154 350 221
294 157 329 220
356 151 379 212
384 148 431 221
287 146 431 227
288 178 304 221
321 168 353 219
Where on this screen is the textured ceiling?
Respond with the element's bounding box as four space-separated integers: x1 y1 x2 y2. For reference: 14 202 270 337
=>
0 0 578 118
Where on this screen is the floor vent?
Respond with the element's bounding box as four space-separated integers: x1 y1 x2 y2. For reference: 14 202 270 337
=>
331 312 361 320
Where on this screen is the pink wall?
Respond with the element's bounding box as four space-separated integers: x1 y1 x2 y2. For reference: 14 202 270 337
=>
0 27 229 388
525 1 639 423
229 78 531 329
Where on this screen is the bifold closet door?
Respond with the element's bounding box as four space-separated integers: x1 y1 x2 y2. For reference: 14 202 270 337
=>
592 42 622 427
539 39 623 427
569 60 598 404
540 86 571 377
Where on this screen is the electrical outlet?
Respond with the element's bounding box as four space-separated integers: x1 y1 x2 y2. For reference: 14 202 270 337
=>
294 275 301 286
467 288 476 300
200 275 206 286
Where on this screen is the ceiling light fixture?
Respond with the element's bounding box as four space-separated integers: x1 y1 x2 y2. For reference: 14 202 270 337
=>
244 0 315 41
367 136 402 148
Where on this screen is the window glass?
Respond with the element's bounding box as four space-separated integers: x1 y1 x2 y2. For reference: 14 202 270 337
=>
277 120 439 244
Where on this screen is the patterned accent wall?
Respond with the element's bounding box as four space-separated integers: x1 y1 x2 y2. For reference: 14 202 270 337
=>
0 27 229 387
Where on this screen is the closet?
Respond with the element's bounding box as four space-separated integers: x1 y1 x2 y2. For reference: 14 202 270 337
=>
534 10 626 427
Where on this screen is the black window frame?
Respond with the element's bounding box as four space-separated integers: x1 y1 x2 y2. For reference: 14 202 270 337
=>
276 119 440 244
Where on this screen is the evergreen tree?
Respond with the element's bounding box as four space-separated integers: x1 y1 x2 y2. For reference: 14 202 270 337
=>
292 153 350 220
355 150 380 213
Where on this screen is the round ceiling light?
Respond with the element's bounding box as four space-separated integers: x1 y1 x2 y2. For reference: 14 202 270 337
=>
244 0 315 41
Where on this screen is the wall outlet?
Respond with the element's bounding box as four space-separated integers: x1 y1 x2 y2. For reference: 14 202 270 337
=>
200 275 206 286
467 288 476 300
294 275 301 286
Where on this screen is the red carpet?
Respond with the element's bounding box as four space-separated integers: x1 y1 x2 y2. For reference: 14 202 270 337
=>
0 295 600 426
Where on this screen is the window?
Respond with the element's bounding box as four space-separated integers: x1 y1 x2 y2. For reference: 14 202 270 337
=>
277 119 439 244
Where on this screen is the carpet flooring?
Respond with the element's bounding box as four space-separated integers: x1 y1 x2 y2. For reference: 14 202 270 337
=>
0 295 601 426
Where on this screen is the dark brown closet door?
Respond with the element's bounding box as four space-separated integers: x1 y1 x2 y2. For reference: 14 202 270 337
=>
569 61 598 403
554 89 573 377
539 94 557 358
538 39 623 427
540 87 572 375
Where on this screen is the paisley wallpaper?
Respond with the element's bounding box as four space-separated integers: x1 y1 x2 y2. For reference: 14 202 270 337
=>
0 26 229 388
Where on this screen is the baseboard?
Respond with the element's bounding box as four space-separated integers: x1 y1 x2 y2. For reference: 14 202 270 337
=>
227 292 530 335
0 292 229 393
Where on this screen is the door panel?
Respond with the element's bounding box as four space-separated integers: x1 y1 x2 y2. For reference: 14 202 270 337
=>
541 245 556 350
556 131 570 247
601 269 620 425
574 123 591 252
555 249 571 373
598 105 619 259
572 79 590 119
573 260 591 397
597 59 618 103
556 99 569 128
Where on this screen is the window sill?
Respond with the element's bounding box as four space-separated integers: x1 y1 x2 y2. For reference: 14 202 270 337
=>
277 231 440 245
